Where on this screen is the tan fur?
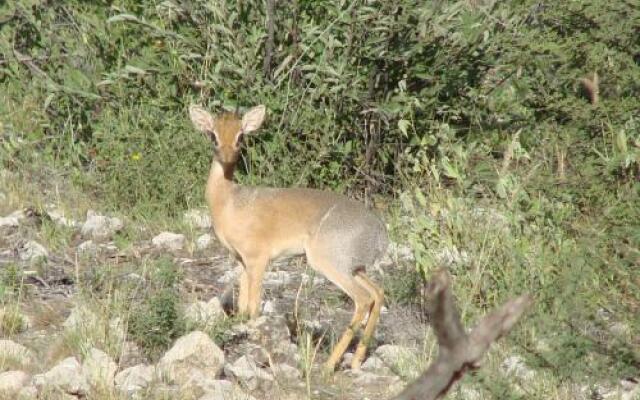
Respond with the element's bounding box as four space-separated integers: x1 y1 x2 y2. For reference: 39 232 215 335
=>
189 104 389 371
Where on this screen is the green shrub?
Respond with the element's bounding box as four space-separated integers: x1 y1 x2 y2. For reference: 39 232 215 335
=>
128 258 186 358
2 1 637 213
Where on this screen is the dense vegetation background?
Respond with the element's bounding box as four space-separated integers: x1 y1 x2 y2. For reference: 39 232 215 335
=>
1 0 639 398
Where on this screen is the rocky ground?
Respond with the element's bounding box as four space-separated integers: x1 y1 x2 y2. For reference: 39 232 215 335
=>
0 206 425 400
1 204 638 400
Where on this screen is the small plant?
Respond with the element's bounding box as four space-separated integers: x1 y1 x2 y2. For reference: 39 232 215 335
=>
127 257 186 358
0 306 27 335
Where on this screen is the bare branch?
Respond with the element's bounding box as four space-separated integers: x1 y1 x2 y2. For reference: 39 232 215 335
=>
263 0 276 81
393 270 532 400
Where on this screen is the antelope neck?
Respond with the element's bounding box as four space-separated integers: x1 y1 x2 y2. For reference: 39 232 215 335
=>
205 158 236 214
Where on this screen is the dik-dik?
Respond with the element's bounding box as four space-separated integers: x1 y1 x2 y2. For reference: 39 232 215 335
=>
189 104 389 371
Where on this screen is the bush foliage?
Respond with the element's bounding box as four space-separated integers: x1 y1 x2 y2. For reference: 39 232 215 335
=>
1 0 639 395
1 0 637 212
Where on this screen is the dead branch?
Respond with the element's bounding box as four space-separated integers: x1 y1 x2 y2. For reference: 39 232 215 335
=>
392 270 532 400
263 0 276 81
580 71 599 105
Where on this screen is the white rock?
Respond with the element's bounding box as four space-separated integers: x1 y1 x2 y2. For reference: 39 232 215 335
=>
620 379 640 400
63 305 98 330
609 322 631 337
340 352 354 370
115 364 155 395
501 355 535 381
455 386 482 400
7 210 26 220
197 379 257 400
374 344 414 368
0 340 34 365
33 357 90 396
349 370 401 387
16 385 38 400
300 273 325 286
18 241 48 262
158 331 225 385
47 209 79 228
361 355 387 372
217 265 243 284
82 348 117 389
0 370 30 396
184 209 212 230
262 300 278 315
195 233 213 250
434 246 470 268
77 240 98 255
224 355 274 391
152 231 186 251
185 298 225 327
0 215 20 228
81 210 124 241
263 271 292 288
272 363 301 380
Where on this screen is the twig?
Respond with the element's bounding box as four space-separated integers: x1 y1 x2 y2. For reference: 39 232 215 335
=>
263 0 276 81
393 270 532 400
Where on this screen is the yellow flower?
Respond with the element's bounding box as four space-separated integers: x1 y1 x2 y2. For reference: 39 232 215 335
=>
131 152 141 161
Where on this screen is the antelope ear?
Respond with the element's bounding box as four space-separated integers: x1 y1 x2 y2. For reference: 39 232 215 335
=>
241 105 266 133
189 105 215 133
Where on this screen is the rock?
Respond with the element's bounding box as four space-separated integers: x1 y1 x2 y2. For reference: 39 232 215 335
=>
619 379 640 400
82 348 117 389
18 241 48 262
217 266 243 284
434 246 470 268
196 233 213 250
263 271 292 288
224 355 274 391
272 363 301 381
184 209 212 230
262 300 278 315
0 371 30 396
115 364 155 396
158 331 225 385
609 322 631 337
32 357 90 396
340 352 354 370
0 340 34 366
109 317 127 344
246 316 298 366
348 369 402 388
374 344 414 369
0 214 20 228
361 355 388 372
185 298 225 328
454 386 482 400
17 385 38 400
197 380 257 400
63 305 98 331
46 209 79 228
152 231 186 251
81 210 123 241
471 207 510 230
501 355 535 381
382 242 414 265
77 240 98 255
300 273 325 287
234 343 270 367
